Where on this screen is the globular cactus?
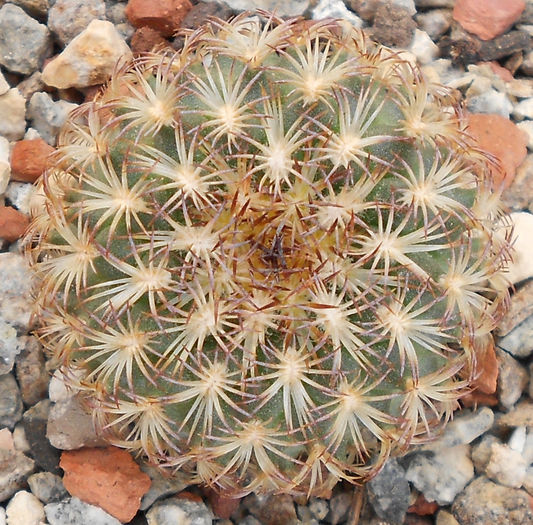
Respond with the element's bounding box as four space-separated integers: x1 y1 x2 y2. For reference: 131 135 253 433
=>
26 13 512 496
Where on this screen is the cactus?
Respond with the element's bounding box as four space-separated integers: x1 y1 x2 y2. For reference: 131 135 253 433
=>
26 13 511 496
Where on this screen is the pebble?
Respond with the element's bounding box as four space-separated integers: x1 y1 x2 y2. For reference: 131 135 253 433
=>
466 113 528 188
405 445 474 506
27 92 77 146
498 401 533 428
60 447 151 523
409 28 440 64
0 252 34 333
452 476 533 524
0 89 26 141
467 89 514 118
367 458 410 525
498 315 533 358
426 407 495 450
0 3 51 75
125 0 192 37
453 0 526 41
311 0 363 27
497 346 529 409
44 497 122 525
5 489 45 525
486 442 528 488
0 207 29 244
415 9 452 39
48 0 106 46
139 464 190 511
371 1 417 47
207 0 308 18
513 97 533 120
0 137 10 195
471 434 501 473
436 510 460 525
0 70 9 96
5 182 35 216
244 493 299 525
46 395 108 451
505 212 533 284
0 320 23 376
145 496 214 525
0 448 35 501
27 472 69 504
0 373 23 430
14 336 48 406
23 400 61 474
517 120 533 149
42 20 132 90
10 139 55 184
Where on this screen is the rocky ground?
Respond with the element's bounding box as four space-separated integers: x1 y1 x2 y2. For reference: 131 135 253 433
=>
0 0 533 524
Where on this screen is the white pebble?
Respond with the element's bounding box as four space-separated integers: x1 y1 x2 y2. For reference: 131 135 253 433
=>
486 443 527 488
0 70 8 96
517 120 533 149
0 88 26 141
409 29 439 65
509 426 527 453
6 490 45 525
42 19 132 89
513 97 533 120
0 136 10 195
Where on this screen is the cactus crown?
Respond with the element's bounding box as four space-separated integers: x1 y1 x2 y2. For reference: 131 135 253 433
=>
27 13 511 496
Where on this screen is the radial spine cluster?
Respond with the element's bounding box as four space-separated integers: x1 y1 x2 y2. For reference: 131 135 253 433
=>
27 13 511 496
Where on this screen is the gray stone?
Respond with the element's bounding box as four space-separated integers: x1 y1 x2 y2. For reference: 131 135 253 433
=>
0 374 23 430
23 400 61 474
0 253 34 334
0 449 35 502
425 407 494 450
0 89 26 141
14 336 48 406
406 445 474 506
46 396 107 450
452 476 533 525
466 89 514 118
0 4 52 75
327 490 352 525
146 497 214 525
367 458 409 525
498 316 533 358
496 347 529 410
312 0 363 26
415 8 452 39
48 0 106 46
45 497 122 525
27 92 77 146
497 401 533 428
0 321 23 375
27 472 68 504
139 464 190 511
308 498 329 521
204 0 309 17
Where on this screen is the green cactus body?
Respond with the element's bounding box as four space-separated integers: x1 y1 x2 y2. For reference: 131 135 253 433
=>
27 13 511 496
